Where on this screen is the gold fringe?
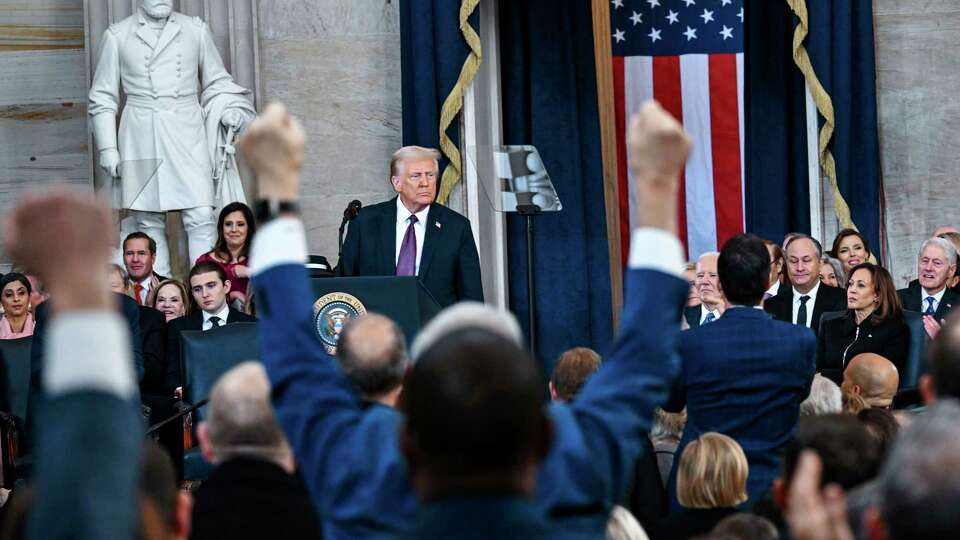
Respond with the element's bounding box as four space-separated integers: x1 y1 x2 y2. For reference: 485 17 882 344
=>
785 0 858 234
436 0 482 205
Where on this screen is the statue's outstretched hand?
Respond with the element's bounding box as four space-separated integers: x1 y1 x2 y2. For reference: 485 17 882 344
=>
221 109 246 130
99 148 120 178
238 103 305 201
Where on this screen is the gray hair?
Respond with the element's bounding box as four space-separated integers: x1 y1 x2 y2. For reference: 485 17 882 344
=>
650 407 686 442
919 236 959 267
821 255 846 285
799 374 842 416
410 302 523 361
879 399 960 540
205 362 291 464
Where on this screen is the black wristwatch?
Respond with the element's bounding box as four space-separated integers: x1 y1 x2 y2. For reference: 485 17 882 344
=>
254 199 300 224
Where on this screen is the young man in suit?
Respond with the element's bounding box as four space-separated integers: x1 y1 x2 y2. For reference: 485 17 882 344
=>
164 261 255 392
338 146 483 308
123 232 169 306
897 237 959 331
239 101 691 538
666 234 817 509
764 234 846 334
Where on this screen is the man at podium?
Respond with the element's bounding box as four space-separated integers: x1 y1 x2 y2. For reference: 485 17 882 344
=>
339 146 484 307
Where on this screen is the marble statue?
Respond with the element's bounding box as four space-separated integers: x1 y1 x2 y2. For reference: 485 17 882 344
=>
89 0 255 275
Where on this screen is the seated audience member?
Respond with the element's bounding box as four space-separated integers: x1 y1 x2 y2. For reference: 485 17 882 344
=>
773 415 881 514
164 261 255 392
107 263 134 297
711 513 778 540
6 191 143 538
336 314 409 407
123 232 168 306
819 256 844 289
12 270 48 313
865 400 960 540
896 237 959 339
0 273 35 339
242 102 692 537
839 353 898 414
830 229 872 278
139 442 191 540
799 374 842 417
684 262 701 309
920 311 960 403
937 231 960 287
607 505 651 540
192 362 321 539
400 327 555 539
666 234 816 508
683 252 724 328
650 408 686 487
195 202 256 311
150 279 190 323
653 433 747 540
856 408 899 460
764 235 846 333
816 264 909 384
763 240 786 300
549 346 601 401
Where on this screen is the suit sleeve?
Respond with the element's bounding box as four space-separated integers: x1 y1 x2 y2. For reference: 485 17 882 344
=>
124 298 144 383
139 311 166 393
455 220 484 303
163 320 181 392
537 229 688 516
338 216 361 277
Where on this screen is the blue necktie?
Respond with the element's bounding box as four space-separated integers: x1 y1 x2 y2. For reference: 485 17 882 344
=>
703 312 717 324
925 296 936 316
396 215 418 276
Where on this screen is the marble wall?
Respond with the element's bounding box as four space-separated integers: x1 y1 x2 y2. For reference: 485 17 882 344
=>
257 0 403 263
875 0 960 286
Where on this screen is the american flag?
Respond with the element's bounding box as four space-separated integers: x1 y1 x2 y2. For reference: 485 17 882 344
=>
610 0 744 260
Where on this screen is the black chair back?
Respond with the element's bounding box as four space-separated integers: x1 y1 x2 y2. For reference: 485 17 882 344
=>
0 337 33 422
900 310 926 390
180 322 259 422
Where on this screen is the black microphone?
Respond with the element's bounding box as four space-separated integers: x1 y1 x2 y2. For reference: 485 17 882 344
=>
343 199 362 221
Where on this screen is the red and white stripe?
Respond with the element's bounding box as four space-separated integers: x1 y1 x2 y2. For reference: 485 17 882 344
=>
613 53 745 262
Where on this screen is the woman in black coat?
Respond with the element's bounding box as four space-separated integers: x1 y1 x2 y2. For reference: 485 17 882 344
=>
816 263 909 383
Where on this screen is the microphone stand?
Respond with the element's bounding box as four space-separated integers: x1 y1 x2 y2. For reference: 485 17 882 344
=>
145 398 209 437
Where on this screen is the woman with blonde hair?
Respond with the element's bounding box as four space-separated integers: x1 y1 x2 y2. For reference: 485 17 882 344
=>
653 433 746 540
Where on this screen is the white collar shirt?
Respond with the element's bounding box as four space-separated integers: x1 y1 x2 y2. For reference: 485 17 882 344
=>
395 198 430 275
136 276 153 304
202 303 230 331
921 286 947 313
765 281 780 298
792 280 821 328
699 304 721 325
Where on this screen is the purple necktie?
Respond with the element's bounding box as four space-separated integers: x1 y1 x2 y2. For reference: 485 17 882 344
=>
396 215 418 276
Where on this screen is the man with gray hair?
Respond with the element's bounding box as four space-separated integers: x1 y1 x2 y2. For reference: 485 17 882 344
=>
897 237 959 327
799 374 842 417
339 145 484 307
410 301 523 359
192 362 321 539
336 313 409 407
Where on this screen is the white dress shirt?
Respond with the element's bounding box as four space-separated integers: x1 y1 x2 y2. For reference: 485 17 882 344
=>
792 280 821 328
394 198 430 275
202 303 230 331
699 304 721 324
922 286 947 314
765 281 780 298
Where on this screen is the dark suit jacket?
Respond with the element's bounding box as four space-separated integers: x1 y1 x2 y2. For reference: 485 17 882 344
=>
666 308 816 508
897 281 960 321
190 458 322 539
683 305 701 328
164 308 255 391
138 306 167 396
816 312 911 384
254 261 688 538
339 197 483 307
652 507 740 540
764 284 847 334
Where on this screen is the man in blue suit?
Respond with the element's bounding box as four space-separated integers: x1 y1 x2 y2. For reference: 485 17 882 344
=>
339 146 483 307
665 234 817 509
238 101 692 539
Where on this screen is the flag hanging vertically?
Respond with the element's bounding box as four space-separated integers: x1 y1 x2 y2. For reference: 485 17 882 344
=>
610 0 744 260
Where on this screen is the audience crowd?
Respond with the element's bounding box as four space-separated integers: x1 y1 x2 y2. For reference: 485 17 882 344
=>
0 101 958 540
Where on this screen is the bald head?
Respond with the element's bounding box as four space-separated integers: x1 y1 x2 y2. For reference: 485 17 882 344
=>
841 353 900 408
337 313 409 402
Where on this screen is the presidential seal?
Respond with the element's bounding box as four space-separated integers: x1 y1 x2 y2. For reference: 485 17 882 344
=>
313 292 367 354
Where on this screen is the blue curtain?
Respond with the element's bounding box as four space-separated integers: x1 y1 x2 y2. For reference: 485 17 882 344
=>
399 0 478 191
499 0 613 373
744 0 811 241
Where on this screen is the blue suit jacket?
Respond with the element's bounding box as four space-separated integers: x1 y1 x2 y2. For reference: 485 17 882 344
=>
252 261 688 539
339 198 484 307
666 307 816 508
